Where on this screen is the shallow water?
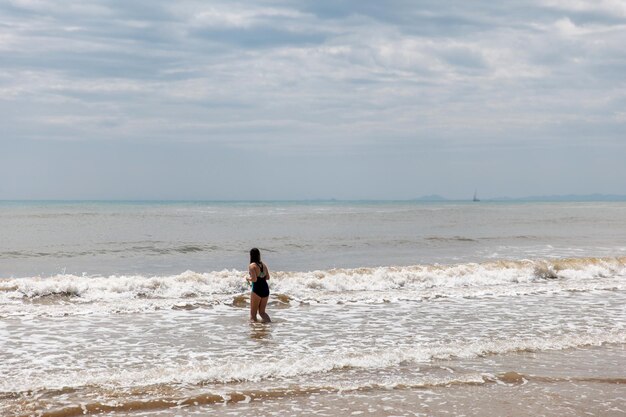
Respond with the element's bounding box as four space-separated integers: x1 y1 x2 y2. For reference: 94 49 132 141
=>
2 266 625 416
1 201 625 416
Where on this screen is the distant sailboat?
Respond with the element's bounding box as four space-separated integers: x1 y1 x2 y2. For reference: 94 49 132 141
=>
473 190 480 202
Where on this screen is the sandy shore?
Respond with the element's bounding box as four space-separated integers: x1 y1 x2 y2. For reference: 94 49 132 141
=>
7 345 623 417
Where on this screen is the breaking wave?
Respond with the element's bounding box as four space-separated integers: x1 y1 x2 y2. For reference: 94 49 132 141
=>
1 257 624 309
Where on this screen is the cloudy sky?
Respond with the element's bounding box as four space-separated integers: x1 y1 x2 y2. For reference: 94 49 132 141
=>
1 0 625 199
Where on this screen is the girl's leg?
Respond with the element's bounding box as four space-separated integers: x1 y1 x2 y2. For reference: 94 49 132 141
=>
258 296 271 323
250 292 261 321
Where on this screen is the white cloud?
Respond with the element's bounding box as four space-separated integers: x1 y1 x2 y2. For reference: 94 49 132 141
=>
554 16 581 35
541 0 626 17
179 4 308 29
553 16 626 36
0 31 20 51
0 0 624 151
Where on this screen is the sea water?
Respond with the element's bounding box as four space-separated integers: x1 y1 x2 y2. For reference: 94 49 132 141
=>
1 201 625 416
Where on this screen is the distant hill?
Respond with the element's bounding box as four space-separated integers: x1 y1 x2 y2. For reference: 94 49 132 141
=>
490 194 626 202
408 194 626 202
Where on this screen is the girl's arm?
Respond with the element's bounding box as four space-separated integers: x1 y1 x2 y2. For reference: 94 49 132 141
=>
247 263 258 283
264 263 270 281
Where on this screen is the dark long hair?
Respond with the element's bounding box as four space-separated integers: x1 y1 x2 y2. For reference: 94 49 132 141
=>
250 248 261 265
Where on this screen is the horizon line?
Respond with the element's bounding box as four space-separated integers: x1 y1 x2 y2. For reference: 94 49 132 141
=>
1 194 626 203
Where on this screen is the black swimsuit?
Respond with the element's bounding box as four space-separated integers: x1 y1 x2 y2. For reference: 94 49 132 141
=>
252 262 270 298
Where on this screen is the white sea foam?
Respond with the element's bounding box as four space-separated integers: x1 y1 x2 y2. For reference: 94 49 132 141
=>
2 329 623 393
0 269 246 301
0 257 624 313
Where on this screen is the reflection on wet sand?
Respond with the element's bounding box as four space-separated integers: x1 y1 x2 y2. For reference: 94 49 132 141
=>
249 322 272 340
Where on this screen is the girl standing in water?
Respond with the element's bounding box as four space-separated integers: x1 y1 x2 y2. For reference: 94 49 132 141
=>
247 248 271 323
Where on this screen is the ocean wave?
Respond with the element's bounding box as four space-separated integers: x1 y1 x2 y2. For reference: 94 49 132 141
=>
425 236 478 242
1 257 624 308
0 243 221 259
2 329 623 395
